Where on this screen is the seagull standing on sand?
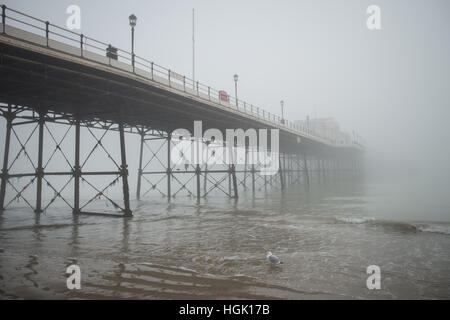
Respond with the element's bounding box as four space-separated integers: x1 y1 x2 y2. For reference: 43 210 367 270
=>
266 251 283 265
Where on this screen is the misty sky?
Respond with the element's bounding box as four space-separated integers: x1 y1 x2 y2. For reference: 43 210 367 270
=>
2 0 450 178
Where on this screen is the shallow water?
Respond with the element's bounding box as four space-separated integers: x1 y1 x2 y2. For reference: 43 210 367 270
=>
0 175 449 299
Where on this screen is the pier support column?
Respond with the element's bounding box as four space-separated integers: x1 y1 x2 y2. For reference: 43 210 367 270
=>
226 142 231 197
270 172 273 189
231 164 238 199
303 153 310 187
196 164 201 202
264 171 267 192
119 120 132 216
73 115 81 214
286 153 290 186
279 155 285 191
243 144 248 190
289 154 293 185
0 105 13 212
283 153 287 188
228 166 232 196
251 164 255 195
203 163 207 194
35 111 45 214
166 133 171 200
136 129 144 200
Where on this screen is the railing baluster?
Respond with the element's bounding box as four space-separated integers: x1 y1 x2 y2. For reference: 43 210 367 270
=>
2 5 6 34
108 44 111 65
45 21 49 47
80 34 83 57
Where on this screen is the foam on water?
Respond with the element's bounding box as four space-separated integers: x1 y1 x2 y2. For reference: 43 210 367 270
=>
335 216 376 224
415 224 450 235
335 215 450 236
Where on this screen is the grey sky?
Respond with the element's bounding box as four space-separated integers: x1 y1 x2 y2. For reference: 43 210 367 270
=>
2 0 450 177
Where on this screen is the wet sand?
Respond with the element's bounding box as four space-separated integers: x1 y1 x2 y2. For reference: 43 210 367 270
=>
1 179 449 299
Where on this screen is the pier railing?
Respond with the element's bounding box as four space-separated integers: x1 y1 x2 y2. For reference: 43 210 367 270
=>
0 4 364 148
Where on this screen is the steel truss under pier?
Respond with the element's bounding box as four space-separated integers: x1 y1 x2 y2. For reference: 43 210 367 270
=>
0 6 364 217
0 104 363 217
0 104 134 216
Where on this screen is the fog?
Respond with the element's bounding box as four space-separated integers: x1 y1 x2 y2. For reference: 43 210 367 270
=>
2 1 450 300
1 0 450 217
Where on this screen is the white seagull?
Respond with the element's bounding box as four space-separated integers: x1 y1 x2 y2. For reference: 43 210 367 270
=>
266 251 283 265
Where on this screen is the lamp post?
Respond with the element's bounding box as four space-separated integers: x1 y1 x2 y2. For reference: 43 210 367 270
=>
129 14 137 68
234 74 238 106
280 100 285 124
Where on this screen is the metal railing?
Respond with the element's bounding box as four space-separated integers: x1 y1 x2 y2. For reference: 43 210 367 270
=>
0 4 363 148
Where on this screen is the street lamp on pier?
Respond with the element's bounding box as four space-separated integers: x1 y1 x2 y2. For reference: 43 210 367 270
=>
129 14 137 68
234 74 239 107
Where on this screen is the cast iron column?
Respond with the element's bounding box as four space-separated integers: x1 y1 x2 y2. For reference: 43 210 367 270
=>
136 129 144 200
167 133 171 200
303 153 310 187
35 111 45 213
196 164 201 201
119 120 132 216
0 106 13 211
73 116 81 214
231 164 238 199
279 155 285 191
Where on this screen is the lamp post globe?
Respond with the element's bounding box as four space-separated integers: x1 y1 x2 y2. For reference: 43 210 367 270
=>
129 14 137 28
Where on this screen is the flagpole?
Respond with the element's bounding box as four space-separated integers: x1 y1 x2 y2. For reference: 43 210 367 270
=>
192 8 195 88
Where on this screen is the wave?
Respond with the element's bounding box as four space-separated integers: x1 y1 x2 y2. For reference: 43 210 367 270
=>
335 216 375 224
415 224 450 235
334 216 450 235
